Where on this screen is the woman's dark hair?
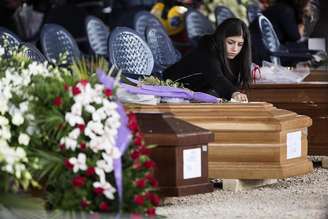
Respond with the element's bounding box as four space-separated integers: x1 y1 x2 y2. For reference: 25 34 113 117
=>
276 0 310 23
199 18 252 89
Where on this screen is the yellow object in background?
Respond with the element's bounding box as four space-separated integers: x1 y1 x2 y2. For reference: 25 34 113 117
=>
151 2 188 36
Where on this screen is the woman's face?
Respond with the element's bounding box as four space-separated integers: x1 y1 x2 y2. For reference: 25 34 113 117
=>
225 35 244 60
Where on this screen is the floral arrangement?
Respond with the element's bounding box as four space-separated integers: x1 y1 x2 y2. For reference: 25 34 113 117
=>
202 0 248 24
0 41 160 216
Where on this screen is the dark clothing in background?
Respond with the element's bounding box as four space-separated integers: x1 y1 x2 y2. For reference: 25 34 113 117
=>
249 2 307 65
311 0 328 52
163 45 239 100
262 2 301 44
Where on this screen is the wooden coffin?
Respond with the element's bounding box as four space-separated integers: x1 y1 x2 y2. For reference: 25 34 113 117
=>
135 113 214 196
248 81 328 155
129 102 313 179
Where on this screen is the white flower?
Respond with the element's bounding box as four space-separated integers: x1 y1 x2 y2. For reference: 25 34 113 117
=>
19 101 29 113
64 137 78 151
0 47 4 56
18 133 30 146
65 113 84 127
71 103 82 116
85 105 96 114
0 116 9 125
96 159 113 173
93 181 116 200
69 153 87 173
12 113 24 126
68 128 80 140
0 100 9 115
0 126 11 140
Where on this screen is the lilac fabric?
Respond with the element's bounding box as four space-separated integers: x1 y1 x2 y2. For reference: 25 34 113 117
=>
97 69 131 205
96 68 219 103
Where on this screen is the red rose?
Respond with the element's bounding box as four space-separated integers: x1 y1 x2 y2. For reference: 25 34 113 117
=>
134 178 146 188
133 133 143 146
72 86 81 96
59 143 65 150
64 159 73 170
93 187 104 196
53 96 62 107
133 195 144 205
128 113 139 133
80 142 86 150
149 193 160 206
103 88 112 97
80 80 89 86
139 146 150 156
150 178 158 188
99 202 109 211
72 175 86 188
143 160 155 169
86 167 95 176
130 150 140 160
77 124 85 132
146 208 156 217
80 199 90 208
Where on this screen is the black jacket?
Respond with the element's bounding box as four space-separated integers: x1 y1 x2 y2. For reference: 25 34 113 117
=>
163 45 239 100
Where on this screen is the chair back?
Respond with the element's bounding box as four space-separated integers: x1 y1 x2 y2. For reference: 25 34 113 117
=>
108 27 154 77
247 4 262 24
85 16 110 56
258 15 281 64
146 26 181 73
134 11 165 39
185 9 214 44
40 24 81 64
214 6 235 26
0 27 22 56
20 43 47 63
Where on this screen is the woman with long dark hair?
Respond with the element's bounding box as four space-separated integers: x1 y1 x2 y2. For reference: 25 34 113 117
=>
163 18 252 102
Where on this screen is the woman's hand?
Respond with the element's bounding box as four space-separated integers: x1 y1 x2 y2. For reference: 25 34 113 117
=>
232 92 248 103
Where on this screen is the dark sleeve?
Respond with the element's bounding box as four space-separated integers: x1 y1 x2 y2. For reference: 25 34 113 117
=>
278 7 301 42
204 60 238 100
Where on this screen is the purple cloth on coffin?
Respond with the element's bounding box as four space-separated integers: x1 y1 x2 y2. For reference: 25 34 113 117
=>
96 69 219 103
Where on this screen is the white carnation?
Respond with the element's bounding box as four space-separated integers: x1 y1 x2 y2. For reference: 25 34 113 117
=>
12 113 24 126
18 133 30 146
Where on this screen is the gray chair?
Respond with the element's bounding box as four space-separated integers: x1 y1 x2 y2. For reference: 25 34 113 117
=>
0 27 22 57
247 4 262 24
146 26 181 74
134 10 165 39
108 27 154 78
40 24 81 65
85 16 110 56
20 43 47 63
185 9 214 45
214 6 235 26
258 15 312 65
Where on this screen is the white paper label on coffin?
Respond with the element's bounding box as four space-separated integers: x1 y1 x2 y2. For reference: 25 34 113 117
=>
287 131 302 159
183 148 202 179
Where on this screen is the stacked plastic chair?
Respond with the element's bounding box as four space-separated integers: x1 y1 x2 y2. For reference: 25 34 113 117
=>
0 27 22 57
85 16 110 56
134 11 165 39
146 26 181 74
258 15 312 65
214 6 235 26
247 4 262 24
185 9 214 45
40 24 81 65
20 43 47 63
108 27 154 79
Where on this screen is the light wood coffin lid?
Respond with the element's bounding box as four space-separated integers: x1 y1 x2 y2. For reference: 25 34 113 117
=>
128 102 313 179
